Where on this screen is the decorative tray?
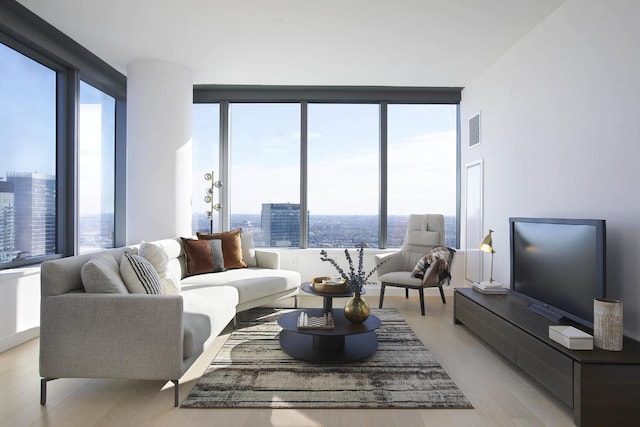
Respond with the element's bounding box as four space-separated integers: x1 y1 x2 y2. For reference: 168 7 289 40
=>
297 311 335 330
311 276 349 293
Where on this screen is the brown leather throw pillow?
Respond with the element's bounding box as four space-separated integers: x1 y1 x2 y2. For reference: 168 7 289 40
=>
196 228 247 269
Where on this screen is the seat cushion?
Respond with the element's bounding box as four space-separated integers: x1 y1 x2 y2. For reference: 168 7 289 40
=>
378 271 423 287
181 268 300 305
181 285 238 359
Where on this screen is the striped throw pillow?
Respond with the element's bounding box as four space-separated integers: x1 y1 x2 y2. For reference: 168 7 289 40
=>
120 252 164 294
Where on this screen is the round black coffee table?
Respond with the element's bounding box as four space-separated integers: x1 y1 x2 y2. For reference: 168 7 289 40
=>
299 281 367 313
278 308 381 363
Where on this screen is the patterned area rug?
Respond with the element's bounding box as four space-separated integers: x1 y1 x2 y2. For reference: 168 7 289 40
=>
182 308 473 409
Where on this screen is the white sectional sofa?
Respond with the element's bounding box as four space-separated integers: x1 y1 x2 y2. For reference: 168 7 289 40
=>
39 233 300 406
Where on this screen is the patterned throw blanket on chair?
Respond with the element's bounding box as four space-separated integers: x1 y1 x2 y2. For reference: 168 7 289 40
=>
411 246 455 286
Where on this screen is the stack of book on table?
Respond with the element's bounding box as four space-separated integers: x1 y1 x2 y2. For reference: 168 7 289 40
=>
473 281 508 294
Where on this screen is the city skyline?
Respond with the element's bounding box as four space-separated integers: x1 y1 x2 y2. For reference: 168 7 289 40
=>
0 172 56 261
195 210 457 249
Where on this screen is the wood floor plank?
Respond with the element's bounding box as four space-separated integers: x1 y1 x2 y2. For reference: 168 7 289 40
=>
0 294 575 426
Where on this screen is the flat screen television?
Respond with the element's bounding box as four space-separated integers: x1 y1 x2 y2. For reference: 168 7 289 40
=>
509 217 606 328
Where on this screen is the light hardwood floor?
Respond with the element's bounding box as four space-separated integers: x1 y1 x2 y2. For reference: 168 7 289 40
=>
0 294 575 427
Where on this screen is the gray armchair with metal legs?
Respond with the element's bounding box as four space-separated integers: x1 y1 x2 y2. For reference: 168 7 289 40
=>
375 214 455 315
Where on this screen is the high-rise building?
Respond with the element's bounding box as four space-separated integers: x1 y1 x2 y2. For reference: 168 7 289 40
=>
0 180 16 261
261 203 300 247
7 172 56 258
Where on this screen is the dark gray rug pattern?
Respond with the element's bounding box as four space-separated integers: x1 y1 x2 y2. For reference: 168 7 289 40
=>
182 308 473 409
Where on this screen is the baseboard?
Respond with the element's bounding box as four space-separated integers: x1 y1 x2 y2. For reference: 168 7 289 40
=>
0 327 39 353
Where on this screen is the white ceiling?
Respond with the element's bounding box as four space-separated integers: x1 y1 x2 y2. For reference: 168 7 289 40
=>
18 0 565 87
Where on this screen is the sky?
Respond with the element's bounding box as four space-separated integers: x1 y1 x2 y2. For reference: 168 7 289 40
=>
0 43 56 177
2 40 457 221
1 43 117 216
193 102 458 216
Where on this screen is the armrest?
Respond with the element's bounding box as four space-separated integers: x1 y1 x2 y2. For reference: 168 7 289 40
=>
375 251 403 277
40 293 184 380
255 249 280 269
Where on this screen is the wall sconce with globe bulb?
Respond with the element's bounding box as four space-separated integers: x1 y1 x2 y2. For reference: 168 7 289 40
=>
204 171 223 233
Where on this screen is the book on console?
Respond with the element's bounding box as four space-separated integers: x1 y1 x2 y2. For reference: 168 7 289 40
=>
474 281 505 289
473 283 508 294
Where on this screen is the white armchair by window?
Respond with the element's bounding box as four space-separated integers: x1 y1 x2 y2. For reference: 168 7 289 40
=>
376 214 455 315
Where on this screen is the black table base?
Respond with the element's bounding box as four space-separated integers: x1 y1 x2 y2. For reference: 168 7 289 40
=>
277 308 381 364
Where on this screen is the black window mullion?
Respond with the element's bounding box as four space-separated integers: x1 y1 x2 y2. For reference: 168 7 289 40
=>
300 102 308 249
379 103 388 249
113 97 127 247
59 68 78 257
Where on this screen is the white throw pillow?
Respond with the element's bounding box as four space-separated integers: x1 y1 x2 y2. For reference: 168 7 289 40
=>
120 252 164 294
81 253 129 293
241 232 257 267
139 241 181 294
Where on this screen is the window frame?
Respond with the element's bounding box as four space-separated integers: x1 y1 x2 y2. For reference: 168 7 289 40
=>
194 85 462 249
0 1 126 269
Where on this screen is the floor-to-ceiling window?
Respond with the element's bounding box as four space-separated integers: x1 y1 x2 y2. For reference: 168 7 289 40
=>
387 104 458 248
0 42 57 265
229 103 301 247
78 81 116 253
193 87 461 250
307 104 379 248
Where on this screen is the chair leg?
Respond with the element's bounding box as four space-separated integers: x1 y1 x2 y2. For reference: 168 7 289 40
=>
405 288 409 299
378 284 386 309
439 285 446 304
419 288 426 316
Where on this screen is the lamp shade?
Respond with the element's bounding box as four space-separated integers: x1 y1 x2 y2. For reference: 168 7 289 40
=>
480 229 494 253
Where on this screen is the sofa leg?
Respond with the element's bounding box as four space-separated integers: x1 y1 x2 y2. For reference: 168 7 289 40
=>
294 294 298 309
40 377 57 405
171 380 179 407
419 288 426 316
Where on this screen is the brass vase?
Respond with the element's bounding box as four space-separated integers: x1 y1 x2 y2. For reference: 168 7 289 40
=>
344 292 370 323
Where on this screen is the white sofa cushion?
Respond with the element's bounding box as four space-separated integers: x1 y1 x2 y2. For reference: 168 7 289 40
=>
181 285 238 360
120 253 164 294
241 232 257 267
80 253 129 294
181 267 300 305
139 241 181 294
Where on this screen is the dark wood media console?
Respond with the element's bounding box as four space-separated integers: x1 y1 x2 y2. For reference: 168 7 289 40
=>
454 288 640 427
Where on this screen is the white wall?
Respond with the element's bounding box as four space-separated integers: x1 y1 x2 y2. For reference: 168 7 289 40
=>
126 59 193 244
0 268 40 352
461 0 640 339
